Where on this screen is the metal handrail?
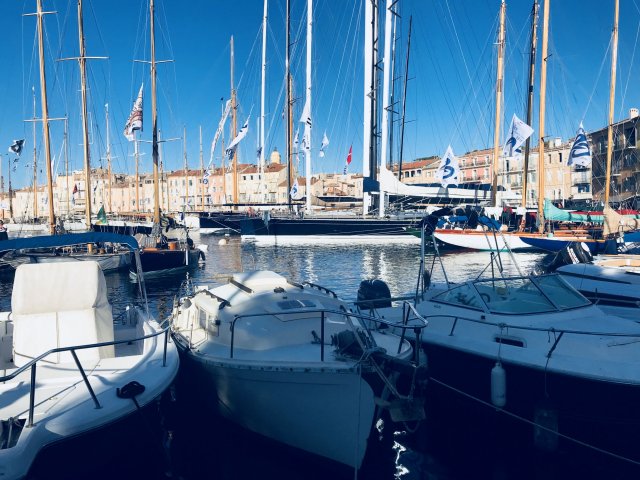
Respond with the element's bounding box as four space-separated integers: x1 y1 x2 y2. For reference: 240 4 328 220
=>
228 306 428 361
0 316 171 428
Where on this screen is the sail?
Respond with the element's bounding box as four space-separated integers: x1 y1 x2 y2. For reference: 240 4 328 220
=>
435 145 460 187
603 206 640 236
502 114 533 158
567 123 592 167
543 199 598 222
123 84 143 141
208 99 232 169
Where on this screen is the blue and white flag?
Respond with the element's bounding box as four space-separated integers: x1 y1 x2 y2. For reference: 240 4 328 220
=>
8 139 25 156
435 145 460 187
225 116 250 159
124 84 143 141
299 98 311 152
290 178 302 200
502 113 533 158
319 132 329 158
568 123 592 167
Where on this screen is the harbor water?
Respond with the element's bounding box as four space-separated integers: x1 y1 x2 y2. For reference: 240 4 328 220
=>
2 234 637 479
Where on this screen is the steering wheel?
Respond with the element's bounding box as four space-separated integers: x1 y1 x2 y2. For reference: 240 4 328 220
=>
480 293 491 304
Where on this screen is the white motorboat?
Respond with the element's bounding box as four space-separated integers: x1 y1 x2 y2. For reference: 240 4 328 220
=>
361 218 640 463
550 243 640 321
170 270 427 470
0 234 180 480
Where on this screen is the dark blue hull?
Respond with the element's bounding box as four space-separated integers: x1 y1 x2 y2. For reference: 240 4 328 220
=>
520 236 617 253
130 247 201 277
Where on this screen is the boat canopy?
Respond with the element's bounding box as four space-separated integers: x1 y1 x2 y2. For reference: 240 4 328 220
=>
0 232 139 253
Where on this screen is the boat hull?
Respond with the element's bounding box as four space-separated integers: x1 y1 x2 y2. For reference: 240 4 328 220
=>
433 230 536 251
29 251 131 272
177 347 376 469
520 235 618 253
129 247 202 278
241 216 420 244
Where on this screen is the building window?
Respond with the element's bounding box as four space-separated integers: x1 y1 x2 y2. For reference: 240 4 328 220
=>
559 152 563 163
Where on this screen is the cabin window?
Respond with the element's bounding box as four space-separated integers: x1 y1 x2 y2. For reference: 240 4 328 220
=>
199 308 207 329
432 283 483 310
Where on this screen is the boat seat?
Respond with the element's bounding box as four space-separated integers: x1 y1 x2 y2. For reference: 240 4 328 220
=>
11 261 115 368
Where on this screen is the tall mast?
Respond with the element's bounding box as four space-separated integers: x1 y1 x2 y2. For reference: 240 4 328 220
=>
64 117 69 214
286 0 292 210
77 0 92 228
379 0 393 217
231 36 238 207
398 15 412 179
521 1 539 211
304 0 313 214
135 136 140 213
183 125 188 210
199 125 204 209
362 0 373 215
491 0 506 208
260 0 268 203
106 104 112 213
32 86 38 220
8 157 13 219
604 0 619 207
150 0 160 223
537 0 550 232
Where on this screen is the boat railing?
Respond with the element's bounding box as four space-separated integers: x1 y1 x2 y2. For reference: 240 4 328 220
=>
229 307 428 362
426 313 640 357
0 318 172 429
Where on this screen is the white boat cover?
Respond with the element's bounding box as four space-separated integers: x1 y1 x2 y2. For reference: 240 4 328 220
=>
12 261 114 367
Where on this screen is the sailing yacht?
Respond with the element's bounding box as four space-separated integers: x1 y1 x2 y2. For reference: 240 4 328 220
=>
127 0 203 279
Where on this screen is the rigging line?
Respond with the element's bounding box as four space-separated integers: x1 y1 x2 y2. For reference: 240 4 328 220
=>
581 35 612 125
443 0 492 147
618 18 640 119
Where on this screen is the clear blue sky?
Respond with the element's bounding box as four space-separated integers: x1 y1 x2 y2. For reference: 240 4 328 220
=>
0 0 638 190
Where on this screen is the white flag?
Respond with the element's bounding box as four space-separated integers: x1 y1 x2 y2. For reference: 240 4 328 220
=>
225 116 250 158
290 177 302 200
568 123 592 167
502 113 533 158
293 128 299 152
123 84 143 141
208 100 232 165
319 132 329 157
299 99 311 152
435 145 460 187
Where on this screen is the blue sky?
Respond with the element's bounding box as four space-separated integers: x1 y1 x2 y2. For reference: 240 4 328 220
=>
0 0 639 190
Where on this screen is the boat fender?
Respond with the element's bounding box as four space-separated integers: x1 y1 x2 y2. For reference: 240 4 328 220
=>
117 380 146 400
198 250 206 262
574 242 593 263
490 362 506 408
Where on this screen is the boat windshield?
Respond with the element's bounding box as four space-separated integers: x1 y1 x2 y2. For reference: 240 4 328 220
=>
431 274 590 315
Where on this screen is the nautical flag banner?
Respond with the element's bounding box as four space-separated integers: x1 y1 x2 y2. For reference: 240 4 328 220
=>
503 114 533 158
568 123 592 167
124 84 143 141
203 169 211 185
8 139 25 156
293 128 299 151
319 132 329 158
290 178 301 200
343 145 353 175
435 145 460 187
225 116 250 159
96 205 108 225
205 99 232 182
73 184 78 194
299 99 311 152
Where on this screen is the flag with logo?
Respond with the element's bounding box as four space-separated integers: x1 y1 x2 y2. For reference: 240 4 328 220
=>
299 98 311 152
502 113 533 158
8 139 25 156
226 116 250 159
290 178 302 200
319 132 329 158
435 145 460 187
123 84 144 141
568 123 592 167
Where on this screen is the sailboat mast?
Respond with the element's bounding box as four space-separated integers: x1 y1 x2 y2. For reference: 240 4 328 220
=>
135 136 140 213
398 15 412 178
537 0 550 232
521 1 539 211
8 158 13 219
200 125 204 209
231 36 238 207
183 125 188 210
77 0 92 228
150 0 160 224
379 0 393 218
286 0 292 210
106 104 112 213
260 0 267 203
491 0 506 208
64 117 69 215
32 87 38 220
304 0 312 214
362 0 373 215
604 0 619 207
